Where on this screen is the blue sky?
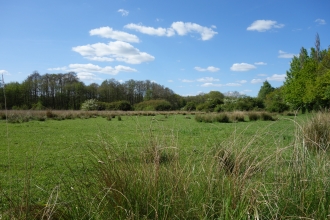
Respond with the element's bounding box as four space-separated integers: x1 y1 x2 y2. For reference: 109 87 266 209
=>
1 0 329 96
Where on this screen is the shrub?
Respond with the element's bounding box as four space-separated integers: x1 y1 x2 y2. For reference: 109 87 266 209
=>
134 100 171 111
31 101 46 110
183 101 196 111
81 99 99 111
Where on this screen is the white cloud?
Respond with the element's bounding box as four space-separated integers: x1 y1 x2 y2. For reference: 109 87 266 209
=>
90 27 139 43
118 9 129 16
77 72 103 81
196 77 219 82
254 62 267 65
251 79 263 84
247 20 284 32
47 67 68 71
267 74 286 82
125 21 218 40
238 80 247 84
200 82 241 87
72 41 155 64
69 63 137 75
168 80 173 82
124 23 175 37
201 83 221 87
0 70 10 75
171 21 217 40
278 50 297 59
258 74 267 76
86 56 115 62
194 66 220 72
315 19 326 25
230 63 256 71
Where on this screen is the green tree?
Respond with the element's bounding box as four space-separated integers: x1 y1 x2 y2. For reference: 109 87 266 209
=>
257 81 274 100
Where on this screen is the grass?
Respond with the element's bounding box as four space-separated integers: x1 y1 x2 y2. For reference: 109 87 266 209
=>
0 110 329 219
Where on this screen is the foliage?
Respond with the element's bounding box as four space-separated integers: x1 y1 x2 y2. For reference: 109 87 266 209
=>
257 80 274 100
265 87 290 113
183 101 196 111
283 35 330 111
0 73 178 110
134 99 172 111
81 99 98 111
97 100 132 111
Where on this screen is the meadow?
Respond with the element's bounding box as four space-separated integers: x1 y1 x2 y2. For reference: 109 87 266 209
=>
0 110 329 219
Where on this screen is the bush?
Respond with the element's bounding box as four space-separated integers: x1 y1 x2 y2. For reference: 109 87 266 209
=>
81 99 98 111
134 100 171 111
183 101 196 111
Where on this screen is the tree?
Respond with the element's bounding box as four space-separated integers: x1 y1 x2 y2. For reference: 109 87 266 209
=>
257 81 274 100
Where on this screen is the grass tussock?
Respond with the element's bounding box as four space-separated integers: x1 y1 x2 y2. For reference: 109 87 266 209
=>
195 111 275 123
302 111 330 152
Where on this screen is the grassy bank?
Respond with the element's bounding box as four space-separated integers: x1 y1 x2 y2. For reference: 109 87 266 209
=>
0 111 329 219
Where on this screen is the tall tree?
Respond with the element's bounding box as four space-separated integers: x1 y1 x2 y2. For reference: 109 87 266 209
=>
257 81 274 100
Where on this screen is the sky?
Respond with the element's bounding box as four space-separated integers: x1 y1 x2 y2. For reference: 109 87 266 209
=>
0 0 329 97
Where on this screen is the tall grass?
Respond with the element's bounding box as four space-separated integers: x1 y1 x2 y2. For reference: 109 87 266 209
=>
1 112 330 219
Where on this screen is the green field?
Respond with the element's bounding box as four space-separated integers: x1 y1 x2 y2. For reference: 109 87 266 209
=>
1 111 329 219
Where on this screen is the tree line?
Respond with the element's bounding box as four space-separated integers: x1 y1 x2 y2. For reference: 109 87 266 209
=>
0 71 184 110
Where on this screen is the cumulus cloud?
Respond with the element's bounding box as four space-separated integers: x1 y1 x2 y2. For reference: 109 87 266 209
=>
315 19 326 25
230 63 256 71
196 77 219 82
201 82 241 87
254 62 267 65
72 41 155 64
201 83 220 87
77 72 103 81
125 21 217 40
251 79 263 84
267 74 286 82
118 9 129 16
124 23 175 37
238 80 247 84
194 66 220 72
247 20 284 32
0 70 10 75
171 22 217 40
49 63 137 78
278 50 297 59
69 63 137 75
90 27 139 43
